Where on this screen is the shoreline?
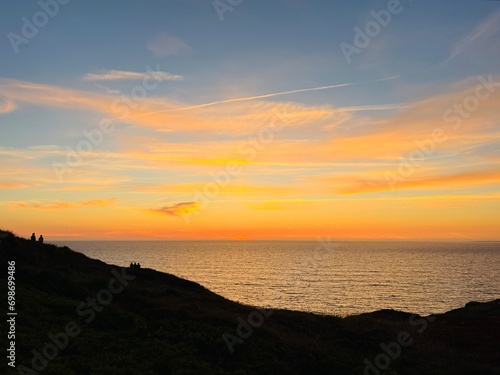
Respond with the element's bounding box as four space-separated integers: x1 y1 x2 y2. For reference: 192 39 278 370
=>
1 229 499 374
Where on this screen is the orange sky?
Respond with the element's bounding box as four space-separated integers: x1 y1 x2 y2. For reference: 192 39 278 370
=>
1 26 500 240
2 74 500 240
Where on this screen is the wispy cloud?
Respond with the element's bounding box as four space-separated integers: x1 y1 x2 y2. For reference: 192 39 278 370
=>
245 200 316 211
10 198 117 210
147 33 191 57
338 169 500 194
149 202 200 216
0 99 16 114
0 182 29 189
449 9 500 60
139 76 400 114
82 69 184 82
92 83 121 95
0 78 352 135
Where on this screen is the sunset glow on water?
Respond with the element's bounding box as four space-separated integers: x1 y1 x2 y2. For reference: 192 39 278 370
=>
58 240 500 316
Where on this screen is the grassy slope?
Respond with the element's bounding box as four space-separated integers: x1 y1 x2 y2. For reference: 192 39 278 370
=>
1 229 499 375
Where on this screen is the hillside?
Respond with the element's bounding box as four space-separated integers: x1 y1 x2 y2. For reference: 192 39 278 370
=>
1 229 499 375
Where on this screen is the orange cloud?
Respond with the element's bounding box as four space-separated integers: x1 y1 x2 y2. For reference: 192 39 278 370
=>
149 202 200 216
10 198 117 210
339 169 500 194
131 182 288 196
245 199 319 211
0 99 16 114
0 78 340 135
0 182 29 189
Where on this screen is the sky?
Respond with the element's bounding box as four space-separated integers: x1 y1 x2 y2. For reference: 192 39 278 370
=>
1 0 499 240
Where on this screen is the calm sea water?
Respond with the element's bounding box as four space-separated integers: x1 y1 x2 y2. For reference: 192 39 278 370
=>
54 240 500 316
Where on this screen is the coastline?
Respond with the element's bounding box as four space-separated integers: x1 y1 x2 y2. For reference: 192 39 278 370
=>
1 229 499 374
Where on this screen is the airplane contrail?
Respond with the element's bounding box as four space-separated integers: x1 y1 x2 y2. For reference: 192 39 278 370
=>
128 76 401 119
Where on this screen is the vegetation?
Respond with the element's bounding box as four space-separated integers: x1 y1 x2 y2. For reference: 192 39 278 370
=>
1 229 498 374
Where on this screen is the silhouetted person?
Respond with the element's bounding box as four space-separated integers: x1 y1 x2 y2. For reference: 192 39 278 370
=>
130 262 134 268
31 233 36 242
38 235 44 244
137 263 141 269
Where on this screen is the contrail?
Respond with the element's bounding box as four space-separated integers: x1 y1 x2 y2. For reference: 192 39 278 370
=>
128 76 400 119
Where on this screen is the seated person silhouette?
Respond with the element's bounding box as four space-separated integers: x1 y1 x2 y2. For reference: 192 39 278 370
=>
38 235 44 244
31 233 36 242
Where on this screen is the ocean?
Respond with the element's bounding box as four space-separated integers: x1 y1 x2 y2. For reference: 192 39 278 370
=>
54 240 500 317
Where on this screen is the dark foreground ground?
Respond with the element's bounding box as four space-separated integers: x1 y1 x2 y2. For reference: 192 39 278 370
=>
1 229 499 375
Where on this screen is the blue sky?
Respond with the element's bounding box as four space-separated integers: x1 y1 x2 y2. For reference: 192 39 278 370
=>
0 0 497 147
1 0 499 239
2 1 497 94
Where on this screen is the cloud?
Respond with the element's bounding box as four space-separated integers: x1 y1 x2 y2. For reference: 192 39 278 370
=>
0 182 29 189
82 69 184 82
81 199 118 207
449 10 500 60
0 74 496 144
147 33 191 57
0 77 357 135
0 99 16 114
133 181 288 196
137 76 400 113
245 200 317 211
92 83 121 94
338 169 500 194
10 198 117 210
2 73 496 181
150 202 200 216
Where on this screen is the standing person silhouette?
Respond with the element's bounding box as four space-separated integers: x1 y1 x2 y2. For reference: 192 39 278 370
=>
38 235 44 244
31 233 36 242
